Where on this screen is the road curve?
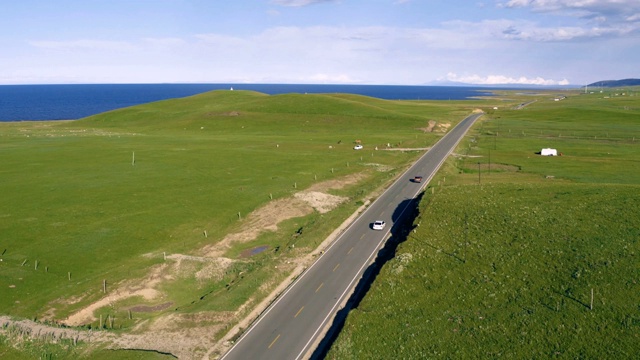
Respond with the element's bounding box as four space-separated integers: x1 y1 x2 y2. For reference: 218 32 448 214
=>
219 112 483 360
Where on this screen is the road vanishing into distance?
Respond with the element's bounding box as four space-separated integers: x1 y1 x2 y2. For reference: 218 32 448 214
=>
220 112 483 360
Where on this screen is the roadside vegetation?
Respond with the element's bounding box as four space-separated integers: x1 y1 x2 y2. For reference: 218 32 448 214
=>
0 89 484 358
328 88 640 358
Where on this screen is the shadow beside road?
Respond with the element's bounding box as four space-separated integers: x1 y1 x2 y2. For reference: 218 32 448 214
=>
310 192 424 359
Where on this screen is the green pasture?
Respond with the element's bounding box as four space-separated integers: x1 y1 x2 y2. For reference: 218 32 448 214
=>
457 90 640 185
328 89 640 358
329 183 640 359
0 90 487 336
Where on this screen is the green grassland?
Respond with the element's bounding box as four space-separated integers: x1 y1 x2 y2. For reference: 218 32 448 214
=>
1 89 492 357
328 90 640 358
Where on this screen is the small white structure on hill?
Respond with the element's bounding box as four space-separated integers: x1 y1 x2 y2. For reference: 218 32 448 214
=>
541 148 558 156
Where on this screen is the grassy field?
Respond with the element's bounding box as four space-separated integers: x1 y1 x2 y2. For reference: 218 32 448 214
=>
1 89 493 357
327 89 640 358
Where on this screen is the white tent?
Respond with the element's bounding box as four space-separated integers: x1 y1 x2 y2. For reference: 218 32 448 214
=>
541 148 557 156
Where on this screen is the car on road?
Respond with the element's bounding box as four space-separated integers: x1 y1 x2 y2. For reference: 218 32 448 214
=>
354 144 363 150
372 220 386 230
412 175 423 183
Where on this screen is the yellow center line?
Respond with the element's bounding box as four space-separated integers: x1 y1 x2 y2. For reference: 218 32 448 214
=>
333 263 340 272
295 306 304 318
268 334 281 349
348 247 354 254
315 283 324 293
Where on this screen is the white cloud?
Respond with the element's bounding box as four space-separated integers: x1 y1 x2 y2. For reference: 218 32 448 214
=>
19 8 634 86
500 0 640 23
497 0 640 41
446 72 570 85
627 13 640 21
501 0 639 11
500 23 634 41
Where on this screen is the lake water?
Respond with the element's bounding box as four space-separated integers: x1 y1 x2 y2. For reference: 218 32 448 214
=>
0 83 498 121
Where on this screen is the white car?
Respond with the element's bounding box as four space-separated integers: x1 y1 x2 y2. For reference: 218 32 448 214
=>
353 144 363 150
372 220 386 230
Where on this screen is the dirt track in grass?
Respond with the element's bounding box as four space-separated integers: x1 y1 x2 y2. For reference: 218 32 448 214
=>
1 172 379 359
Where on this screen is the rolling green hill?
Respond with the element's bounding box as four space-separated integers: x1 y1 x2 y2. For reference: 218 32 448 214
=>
587 79 640 87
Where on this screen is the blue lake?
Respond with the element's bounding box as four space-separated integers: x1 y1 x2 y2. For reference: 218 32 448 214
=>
0 83 499 121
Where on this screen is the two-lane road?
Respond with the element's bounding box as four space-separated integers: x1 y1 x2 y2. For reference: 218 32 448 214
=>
220 112 483 360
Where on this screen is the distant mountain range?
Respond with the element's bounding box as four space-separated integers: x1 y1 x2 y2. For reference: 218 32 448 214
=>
587 78 640 87
426 78 640 88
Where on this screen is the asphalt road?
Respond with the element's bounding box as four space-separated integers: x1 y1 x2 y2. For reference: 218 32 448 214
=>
220 112 483 360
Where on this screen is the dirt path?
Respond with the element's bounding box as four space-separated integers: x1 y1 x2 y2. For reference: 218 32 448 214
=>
1 173 379 359
203 197 372 359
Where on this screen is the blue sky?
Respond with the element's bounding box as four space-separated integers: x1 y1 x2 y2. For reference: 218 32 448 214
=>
2 0 639 85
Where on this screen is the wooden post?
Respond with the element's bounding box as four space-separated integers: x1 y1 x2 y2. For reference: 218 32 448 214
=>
99 315 103 329
68 272 71 281
163 252 166 261
203 230 208 238
590 288 594 310
103 279 106 293
128 310 132 320
237 212 241 220
132 151 135 166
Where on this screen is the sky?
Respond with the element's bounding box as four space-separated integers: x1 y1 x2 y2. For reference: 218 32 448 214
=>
2 0 639 86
